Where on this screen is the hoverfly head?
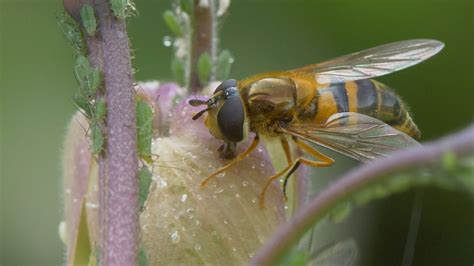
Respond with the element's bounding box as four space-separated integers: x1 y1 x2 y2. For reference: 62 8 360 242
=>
188 79 249 146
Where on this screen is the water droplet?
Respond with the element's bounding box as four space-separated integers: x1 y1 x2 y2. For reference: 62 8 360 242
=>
195 244 201 251
65 189 71 194
186 208 195 214
257 147 263 153
86 202 99 209
214 187 224 194
251 164 256 169
284 205 289 210
232 247 237 252
180 194 188 202
251 198 257 204
163 35 173 47
235 193 240 198
242 181 248 187
260 162 265 167
195 219 200 226
158 178 168 188
223 219 228 225
169 230 180 243
249 252 255 258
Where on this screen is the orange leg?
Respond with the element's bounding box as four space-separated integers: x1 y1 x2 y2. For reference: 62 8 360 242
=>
259 137 335 208
200 135 260 187
259 137 293 208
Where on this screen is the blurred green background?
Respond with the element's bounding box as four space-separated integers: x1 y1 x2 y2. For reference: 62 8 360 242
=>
1 0 473 265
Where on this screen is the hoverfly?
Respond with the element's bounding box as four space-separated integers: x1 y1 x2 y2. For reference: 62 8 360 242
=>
189 39 444 207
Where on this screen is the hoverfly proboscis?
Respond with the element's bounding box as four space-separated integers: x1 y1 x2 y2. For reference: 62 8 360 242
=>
189 39 444 207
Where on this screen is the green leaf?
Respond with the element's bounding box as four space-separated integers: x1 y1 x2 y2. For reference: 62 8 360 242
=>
80 5 97 36
75 55 102 94
57 12 84 53
163 10 183 37
197 52 212 86
91 122 104 155
216 50 234 80
138 166 152 211
180 0 194 14
278 249 308 266
110 0 127 19
171 57 185 86
73 202 92 266
136 99 153 163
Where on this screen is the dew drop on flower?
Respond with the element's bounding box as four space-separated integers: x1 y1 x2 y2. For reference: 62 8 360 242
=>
214 187 224 194
223 219 228 225
195 244 202 251
180 194 188 202
169 229 180 243
242 181 248 187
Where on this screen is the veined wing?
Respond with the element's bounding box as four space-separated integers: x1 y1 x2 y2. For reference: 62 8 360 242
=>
282 112 421 162
292 39 444 84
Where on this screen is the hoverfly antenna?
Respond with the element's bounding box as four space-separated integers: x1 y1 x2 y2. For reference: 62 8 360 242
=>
191 106 212 120
188 99 207 106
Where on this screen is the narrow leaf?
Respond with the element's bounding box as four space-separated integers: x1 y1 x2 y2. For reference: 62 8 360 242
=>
197 52 212 86
73 202 92 266
171 57 185 86
163 10 183 37
216 50 234 80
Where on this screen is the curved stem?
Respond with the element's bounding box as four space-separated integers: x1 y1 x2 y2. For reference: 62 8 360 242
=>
250 124 474 266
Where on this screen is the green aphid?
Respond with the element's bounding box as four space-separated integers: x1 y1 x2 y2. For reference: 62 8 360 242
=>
80 4 97 36
57 12 84 53
171 57 185 86
91 122 105 155
216 50 234 81
94 97 107 121
136 99 153 163
163 10 183 37
75 55 102 95
110 0 127 19
197 52 212 86
73 93 93 118
138 166 152 211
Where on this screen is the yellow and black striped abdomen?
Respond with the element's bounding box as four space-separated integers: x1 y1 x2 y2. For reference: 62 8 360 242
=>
313 79 421 138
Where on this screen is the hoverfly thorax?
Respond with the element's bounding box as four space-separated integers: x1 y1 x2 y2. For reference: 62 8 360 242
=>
189 79 250 158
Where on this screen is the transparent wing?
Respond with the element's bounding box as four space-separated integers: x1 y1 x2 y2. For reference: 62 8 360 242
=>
309 239 358 266
293 39 444 84
282 112 421 162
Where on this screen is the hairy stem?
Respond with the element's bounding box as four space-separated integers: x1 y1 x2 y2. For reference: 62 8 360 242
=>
93 1 139 265
190 0 216 92
251 124 474 266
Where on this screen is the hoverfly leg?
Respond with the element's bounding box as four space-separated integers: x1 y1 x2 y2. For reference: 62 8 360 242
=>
260 137 335 208
200 135 260 187
259 137 293 208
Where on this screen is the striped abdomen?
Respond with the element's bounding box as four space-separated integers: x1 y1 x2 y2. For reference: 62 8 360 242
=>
312 79 420 138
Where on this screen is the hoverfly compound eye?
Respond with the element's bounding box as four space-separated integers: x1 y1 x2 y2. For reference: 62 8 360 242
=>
217 89 245 143
214 79 238 94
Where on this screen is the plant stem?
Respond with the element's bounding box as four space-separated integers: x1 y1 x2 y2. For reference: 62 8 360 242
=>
250 124 474 266
94 1 139 265
190 0 216 92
